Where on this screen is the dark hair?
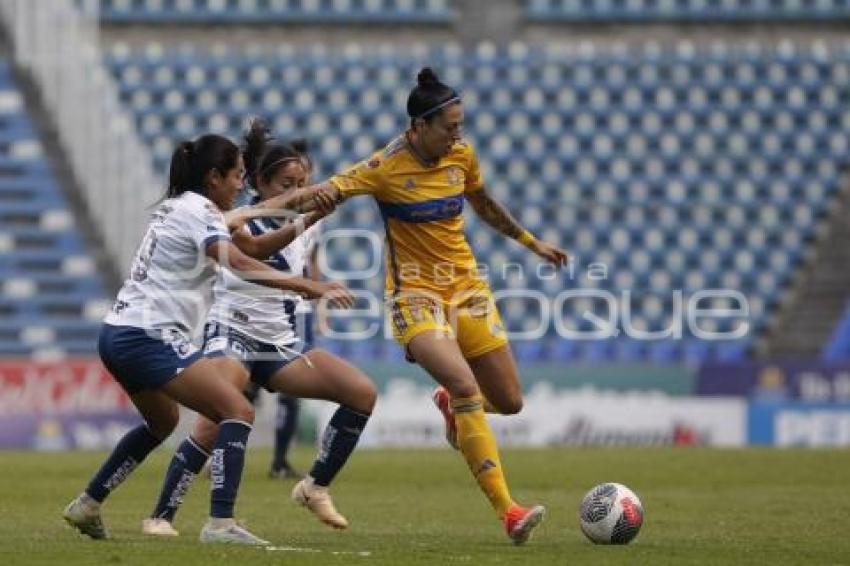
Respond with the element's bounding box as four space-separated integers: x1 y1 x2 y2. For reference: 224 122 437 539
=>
407 67 460 126
242 118 304 189
290 138 313 173
166 134 239 199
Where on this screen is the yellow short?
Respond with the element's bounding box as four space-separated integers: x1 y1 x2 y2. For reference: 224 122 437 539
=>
387 285 508 359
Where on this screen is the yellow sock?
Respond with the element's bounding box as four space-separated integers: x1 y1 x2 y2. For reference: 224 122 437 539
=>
452 395 514 517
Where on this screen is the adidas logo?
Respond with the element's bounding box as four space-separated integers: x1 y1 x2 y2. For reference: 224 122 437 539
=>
475 459 497 477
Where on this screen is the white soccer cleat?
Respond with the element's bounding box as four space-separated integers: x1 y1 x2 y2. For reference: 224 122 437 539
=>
142 518 179 537
63 494 108 540
199 519 269 545
291 479 349 530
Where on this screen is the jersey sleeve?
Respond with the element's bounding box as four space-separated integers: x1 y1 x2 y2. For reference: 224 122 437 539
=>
464 142 485 193
303 219 322 254
328 152 386 198
188 200 231 251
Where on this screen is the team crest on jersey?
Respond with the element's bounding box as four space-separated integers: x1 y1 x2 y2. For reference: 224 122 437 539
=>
367 157 381 169
446 166 463 186
171 339 197 359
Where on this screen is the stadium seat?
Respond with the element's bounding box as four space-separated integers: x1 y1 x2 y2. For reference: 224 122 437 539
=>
526 1 850 24
90 0 455 23
103 40 848 362
0 59 109 357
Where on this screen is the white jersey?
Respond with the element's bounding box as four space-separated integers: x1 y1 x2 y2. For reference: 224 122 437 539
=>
104 192 230 340
208 212 322 345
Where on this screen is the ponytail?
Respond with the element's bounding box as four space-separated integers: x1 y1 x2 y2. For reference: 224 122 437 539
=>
163 134 239 199
241 117 303 189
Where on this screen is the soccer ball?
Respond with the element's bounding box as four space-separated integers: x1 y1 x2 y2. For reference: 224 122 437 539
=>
578 482 644 544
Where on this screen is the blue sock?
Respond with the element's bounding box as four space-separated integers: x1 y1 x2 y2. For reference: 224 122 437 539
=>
151 437 209 522
209 420 252 519
309 406 369 487
85 424 161 503
271 395 300 472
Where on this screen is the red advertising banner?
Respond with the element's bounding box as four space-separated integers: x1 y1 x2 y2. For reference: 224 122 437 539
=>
0 359 132 415
0 359 138 450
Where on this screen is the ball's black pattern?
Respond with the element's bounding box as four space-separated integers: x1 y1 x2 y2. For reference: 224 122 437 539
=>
579 482 617 523
610 500 644 544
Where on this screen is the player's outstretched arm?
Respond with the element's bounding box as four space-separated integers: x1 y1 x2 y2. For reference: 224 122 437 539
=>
465 187 569 268
206 239 354 308
224 183 340 228
231 210 325 260
257 182 340 214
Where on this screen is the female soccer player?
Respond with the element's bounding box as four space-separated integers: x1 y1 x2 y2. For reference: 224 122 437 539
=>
248 68 569 544
62 134 353 545
141 121 377 537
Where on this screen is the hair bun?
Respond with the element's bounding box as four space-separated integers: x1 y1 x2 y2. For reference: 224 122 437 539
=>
290 138 309 154
417 67 440 88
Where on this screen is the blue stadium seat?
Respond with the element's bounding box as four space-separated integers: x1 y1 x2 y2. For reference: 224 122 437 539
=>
102 41 849 363
0 59 109 357
91 0 455 23
514 0 850 22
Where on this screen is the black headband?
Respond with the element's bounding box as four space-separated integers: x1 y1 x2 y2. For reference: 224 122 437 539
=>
414 94 461 120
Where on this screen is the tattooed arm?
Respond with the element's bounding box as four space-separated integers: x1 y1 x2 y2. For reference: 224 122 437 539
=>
465 187 569 267
465 187 527 240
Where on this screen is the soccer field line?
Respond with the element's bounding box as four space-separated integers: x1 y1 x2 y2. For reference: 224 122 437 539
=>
265 545 373 557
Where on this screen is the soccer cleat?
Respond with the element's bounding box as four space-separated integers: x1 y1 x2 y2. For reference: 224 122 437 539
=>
432 386 459 450
63 495 108 540
291 479 349 530
503 504 546 545
142 518 179 537
199 520 269 545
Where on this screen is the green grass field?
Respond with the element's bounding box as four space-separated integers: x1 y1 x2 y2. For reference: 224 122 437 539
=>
2 447 849 565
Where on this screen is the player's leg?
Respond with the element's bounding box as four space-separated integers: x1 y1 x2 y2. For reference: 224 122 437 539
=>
64 325 186 540
467 346 523 415
269 394 302 478
64 389 179 539
409 331 544 543
455 288 522 415
263 349 377 529
431 288 518 450
146 357 250 535
270 310 314 478
159 358 266 544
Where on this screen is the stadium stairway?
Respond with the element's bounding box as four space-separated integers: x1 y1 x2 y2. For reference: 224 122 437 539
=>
763 180 850 358
0 36 112 358
0 44 120 293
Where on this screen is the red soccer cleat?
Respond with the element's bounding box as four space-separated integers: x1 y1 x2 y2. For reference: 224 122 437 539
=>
503 504 546 545
431 386 459 450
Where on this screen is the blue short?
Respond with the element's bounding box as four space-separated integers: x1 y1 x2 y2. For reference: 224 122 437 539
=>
202 322 308 391
98 324 204 395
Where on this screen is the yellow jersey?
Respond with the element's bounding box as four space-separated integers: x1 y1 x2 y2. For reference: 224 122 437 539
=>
329 133 485 301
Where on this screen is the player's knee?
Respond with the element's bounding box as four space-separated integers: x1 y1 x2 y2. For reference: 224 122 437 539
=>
359 380 378 412
148 405 179 440
446 380 479 400
220 395 255 425
497 397 523 415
